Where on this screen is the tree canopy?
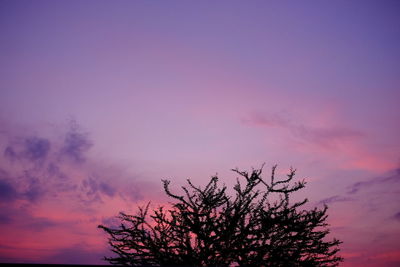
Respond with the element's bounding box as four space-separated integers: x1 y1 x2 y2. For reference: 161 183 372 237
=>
98 165 343 266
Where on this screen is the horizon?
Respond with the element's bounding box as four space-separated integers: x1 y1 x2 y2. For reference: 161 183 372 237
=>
0 1 399 266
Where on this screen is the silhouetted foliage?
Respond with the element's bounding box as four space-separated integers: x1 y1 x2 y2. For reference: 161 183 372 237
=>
99 165 343 266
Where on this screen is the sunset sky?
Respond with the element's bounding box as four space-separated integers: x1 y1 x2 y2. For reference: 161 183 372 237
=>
0 1 399 266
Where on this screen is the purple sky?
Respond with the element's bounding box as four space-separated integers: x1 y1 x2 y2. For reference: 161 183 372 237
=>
0 1 399 266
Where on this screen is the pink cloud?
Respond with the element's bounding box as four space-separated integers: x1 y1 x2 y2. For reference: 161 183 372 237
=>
243 111 364 148
0 120 165 264
315 168 400 267
243 111 397 172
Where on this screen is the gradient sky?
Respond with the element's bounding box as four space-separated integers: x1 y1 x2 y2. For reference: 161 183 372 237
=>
0 1 399 266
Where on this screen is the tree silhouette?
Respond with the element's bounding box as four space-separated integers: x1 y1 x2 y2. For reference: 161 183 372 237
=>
98 165 343 266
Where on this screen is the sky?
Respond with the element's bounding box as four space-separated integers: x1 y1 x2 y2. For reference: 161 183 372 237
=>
0 0 399 266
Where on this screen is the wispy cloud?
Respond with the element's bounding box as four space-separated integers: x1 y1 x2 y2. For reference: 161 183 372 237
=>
242 111 396 172
318 195 354 205
347 168 400 194
241 112 290 128
242 111 364 149
318 167 400 207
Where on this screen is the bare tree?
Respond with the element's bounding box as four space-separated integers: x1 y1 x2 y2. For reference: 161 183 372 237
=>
99 165 343 266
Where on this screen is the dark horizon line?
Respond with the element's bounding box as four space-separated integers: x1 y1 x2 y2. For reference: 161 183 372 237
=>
0 264 199 267
0 264 110 267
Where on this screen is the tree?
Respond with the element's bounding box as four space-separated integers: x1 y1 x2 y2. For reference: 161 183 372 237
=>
98 165 343 266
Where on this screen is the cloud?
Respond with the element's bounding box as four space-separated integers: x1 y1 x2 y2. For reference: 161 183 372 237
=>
317 168 400 205
23 175 46 202
25 217 58 231
59 129 92 164
46 162 67 180
241 112 289 128
292 125 364 148
0 203 57 230
3 136 51 164
3 146 16 161
0 121 113 204
369 250 400 264
44 244 109 265
318 195 354 205
0 118 163 264
0 169 48 203
393 212 400 221
0 175 18 203
243 112 364 149
0 214 13 224
2 120 93 166
242 111 396 173
80 176 117 204
0 118 159 204
82 176 116 199
23 137 51 162
100 215 121 229
347 168 400 194
0 242 109 265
